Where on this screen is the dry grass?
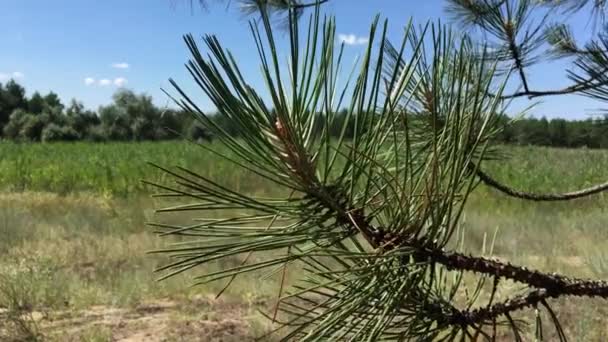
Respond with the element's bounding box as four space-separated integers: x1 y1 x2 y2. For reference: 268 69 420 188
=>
0 192 281 341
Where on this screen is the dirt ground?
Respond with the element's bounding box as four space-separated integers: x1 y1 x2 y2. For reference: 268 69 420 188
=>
1 296 270 342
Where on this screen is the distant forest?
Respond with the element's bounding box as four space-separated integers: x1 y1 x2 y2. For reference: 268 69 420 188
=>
1 79 607 147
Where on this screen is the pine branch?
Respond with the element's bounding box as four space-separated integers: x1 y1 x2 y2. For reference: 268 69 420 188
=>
473 164 608 201
278 124 607 296
496 75 608 99
301 166 608 297
445 0 608 102
292 151 608 299
503 18 531 93
158 7 608 337
410 242 608 298
440 288 549 326
542 0 608 19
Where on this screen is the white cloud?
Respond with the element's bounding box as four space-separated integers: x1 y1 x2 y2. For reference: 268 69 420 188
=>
84 77 96 86
111 62 130 69
113 77 128 87
85 76 128 87
0 71 24 81
338 34 368 46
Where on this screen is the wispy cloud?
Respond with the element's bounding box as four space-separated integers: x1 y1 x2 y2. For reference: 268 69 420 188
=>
84 77 96 86
85 76 128 87
338 34 368 46
113 77 128 87
0 71 24 81
111 62 130 69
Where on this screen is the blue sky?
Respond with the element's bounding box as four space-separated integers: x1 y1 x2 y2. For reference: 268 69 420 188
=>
0 0 602 119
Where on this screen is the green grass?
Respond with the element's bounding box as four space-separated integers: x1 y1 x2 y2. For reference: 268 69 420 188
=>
1 141 608 340
483 145 608 194
0 141 275 196
2 141 608 197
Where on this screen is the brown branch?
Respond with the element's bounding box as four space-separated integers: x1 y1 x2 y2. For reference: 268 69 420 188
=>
390 234 608 328
420 288 549 329
411 242 608 298
499 78 608 99
490 50 608 100
504 20 530 94
474 165 608 201
428 265 607 328
496 47 608 100
447 288 550 326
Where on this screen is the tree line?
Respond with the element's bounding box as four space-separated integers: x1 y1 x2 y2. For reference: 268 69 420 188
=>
0 79 212 142
1 79 607 147
494 114 608 149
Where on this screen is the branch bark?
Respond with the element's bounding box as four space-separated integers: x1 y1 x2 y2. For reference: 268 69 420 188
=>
443 288 550 326
411 243 608 298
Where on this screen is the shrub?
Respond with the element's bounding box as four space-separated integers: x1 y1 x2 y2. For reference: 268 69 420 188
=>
2 109 29 139
19 114 47 141
187 122 213 142
84 125 107 142
41 123 80 142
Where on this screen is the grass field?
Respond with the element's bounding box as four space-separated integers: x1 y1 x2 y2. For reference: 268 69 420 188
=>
0 142 274 196
1 141 608 340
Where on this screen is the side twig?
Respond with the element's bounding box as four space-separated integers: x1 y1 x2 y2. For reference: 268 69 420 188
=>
473 165 608 201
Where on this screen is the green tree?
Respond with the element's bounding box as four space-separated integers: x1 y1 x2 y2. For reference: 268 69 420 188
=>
65 99 100 136
27 92 46 114
548 118 569 147
99 89 167 140
43 92 63 112
0 80 27 131
98 104 130 140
